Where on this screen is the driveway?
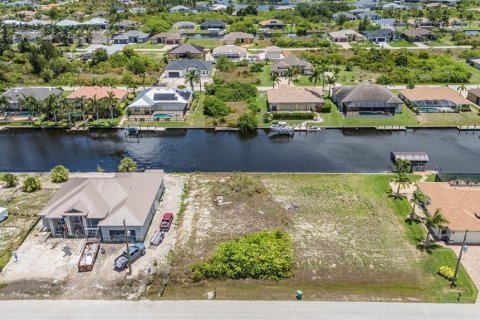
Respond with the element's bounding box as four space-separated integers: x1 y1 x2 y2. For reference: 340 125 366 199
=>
450 245 480 303
413 42 429 48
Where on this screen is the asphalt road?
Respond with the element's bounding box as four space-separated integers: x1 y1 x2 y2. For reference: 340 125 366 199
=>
0 300 479 320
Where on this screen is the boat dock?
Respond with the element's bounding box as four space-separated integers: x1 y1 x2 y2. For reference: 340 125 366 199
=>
215 127 240 132
138 126 166 132
457 125 478 134
68 126 89 132
0 127 7 132
376 126 407 132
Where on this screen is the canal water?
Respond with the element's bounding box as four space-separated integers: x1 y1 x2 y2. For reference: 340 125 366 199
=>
0 128 479 173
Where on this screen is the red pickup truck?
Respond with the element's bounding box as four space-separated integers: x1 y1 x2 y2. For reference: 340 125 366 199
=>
160 213 174 232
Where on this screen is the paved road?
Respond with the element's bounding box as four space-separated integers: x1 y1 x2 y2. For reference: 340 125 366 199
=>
0 300 479 320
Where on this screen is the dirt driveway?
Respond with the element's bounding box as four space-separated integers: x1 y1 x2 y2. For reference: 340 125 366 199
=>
0 174 185 299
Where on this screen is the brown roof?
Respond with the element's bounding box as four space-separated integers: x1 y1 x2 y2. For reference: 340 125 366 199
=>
67 87 128 100
402 28 435 37
418 182 480 232
467 88 480 98
267 85 324 104
399 87 471 105
152 32 182 41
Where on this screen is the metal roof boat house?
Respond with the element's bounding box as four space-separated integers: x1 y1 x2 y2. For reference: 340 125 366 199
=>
390 152 429 171
39 171 165 242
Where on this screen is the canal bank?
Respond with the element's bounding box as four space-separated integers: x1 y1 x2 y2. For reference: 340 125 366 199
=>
1 128 479 173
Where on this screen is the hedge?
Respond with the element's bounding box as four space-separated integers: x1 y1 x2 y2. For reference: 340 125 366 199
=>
271 112 315 120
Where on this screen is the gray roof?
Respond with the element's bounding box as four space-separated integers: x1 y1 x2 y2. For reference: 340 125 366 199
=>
169 43 205 55
333 84 403 105
114 19 137 27
391 152 429 162
271 56 312 71
200 20 226 28
364 28 395 38
173 21 195 28
165 59 212 71
124 30 149 38
39 171 164 227
3 87 63 103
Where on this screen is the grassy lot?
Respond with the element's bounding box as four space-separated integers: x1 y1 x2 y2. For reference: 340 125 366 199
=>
350 41 378 48
185 37 222 49
153 173 477 302
125 42 165 49
0 174 55 271
416 108 480 126
388 39 416 47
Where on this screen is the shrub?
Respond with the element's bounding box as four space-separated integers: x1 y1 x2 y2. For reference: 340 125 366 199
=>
191 230 293 281
247 97 261 113
263 112 273 123
228 172 264 196
271 112 315 120
50 165 69 183
2 173 18 188
203 96 231 117
437 266 455 280
22 176 41 193
118 157 138 172
205 81 257 102
237 112 258 133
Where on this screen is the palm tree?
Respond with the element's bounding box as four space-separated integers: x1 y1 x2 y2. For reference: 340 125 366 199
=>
457 83 467 94
285 66 297 85
184 69 200 93
393 159 411 195
393 171 411 196
43 94 60 123
270 72 280 89
326 75 337 97
58 96 72 125
409 189 430 221
308 66 322 88
0 95 11 115
74 97 87 123
104 91 119 125
88 95 101 122
424 209 449 247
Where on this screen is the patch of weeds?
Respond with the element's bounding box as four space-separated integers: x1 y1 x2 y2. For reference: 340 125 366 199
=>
227 172 265 196
175 178 190 228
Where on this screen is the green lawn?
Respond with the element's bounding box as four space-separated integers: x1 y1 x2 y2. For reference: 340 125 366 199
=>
417 108 480 126
125 42 165 49
186 38 222 49
258 64 273 86
388 39 417 47
350 41 378 48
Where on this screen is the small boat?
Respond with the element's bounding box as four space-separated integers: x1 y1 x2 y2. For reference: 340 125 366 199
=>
270 122 294 135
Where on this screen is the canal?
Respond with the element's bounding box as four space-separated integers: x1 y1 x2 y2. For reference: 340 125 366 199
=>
0 128 479 173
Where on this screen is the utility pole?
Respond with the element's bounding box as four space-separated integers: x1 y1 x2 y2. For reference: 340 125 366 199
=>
451 230 468 288
123 219 132 275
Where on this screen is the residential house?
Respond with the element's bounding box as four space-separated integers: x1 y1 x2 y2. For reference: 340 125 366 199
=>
192 5 210 13
113 30 149 44
211 4 227 11
363 28 398 43
56 19 81 28
357 11 382 21
355 0 378 9
130 7 147 14
382 3 406 9
128 87 193 117
163 59 212 78
172 21 196 30
12 31 42 44
332 84 403 116
407 18 439 29
2 87 63 111
169 5 190 13
271 55 313 75
169 43 205 59
417 182 480 244
26 19 53 27
328 29 365 42
212 45 247 60
267 85 324 112
401 28 437 41
259 19 286 30
114 19 138 30
425 2 449 9
398 87 471 112
39 171 165 243
151 32 182 45
373 18 405 29
83 18 109 29
67 87 129 101
265 46 282 60
200 20 227 31
89 32 108 45
222 32 254 45
332 12 357 21
467 88 480 105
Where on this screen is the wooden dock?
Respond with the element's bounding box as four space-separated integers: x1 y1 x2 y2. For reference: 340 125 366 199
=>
138 126 166 132
457 125 478 133
376 126 407 132
214 127 240 132
68 126 89 132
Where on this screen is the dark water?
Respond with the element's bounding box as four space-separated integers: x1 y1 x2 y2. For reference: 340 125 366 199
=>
0 128 479 173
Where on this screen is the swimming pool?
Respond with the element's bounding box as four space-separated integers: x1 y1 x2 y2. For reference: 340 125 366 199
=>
153 113 174 119
15 112 32 117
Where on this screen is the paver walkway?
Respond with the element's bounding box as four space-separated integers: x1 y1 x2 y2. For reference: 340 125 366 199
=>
450 245 480 303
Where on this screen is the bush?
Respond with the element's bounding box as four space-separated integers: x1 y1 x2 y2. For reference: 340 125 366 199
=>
228 172 265 196
263 112 273 123
2 173 18 188
247 97 261 113
118 157 138 172
438 266 455 280
50 165 69 183
203 96 231 117
205 81 257 102
22 176 41 193
191 230 293 281
237 112 258 132
271 112 315 120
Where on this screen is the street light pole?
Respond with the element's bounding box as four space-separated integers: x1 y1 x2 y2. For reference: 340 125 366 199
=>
451 230 468 288
123 219 132 275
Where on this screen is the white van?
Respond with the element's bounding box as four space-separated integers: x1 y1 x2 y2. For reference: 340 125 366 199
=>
0 207 8 223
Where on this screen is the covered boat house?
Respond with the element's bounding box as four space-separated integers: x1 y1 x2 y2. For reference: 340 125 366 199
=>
390 152 429 171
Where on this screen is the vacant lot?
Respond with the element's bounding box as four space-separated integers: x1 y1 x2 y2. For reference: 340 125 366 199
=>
160 173 477 302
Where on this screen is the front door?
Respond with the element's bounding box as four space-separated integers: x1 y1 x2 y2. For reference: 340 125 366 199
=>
68 216 85 237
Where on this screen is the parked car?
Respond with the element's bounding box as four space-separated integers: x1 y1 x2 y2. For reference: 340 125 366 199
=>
0 207 7 223
114 243 146 270
160 213 174 232
150 230 165 246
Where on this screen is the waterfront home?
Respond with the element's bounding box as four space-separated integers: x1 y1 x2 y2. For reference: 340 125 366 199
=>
332 84 403 116
265 46 282 60
267 85 324 112
169 5 190 13
151 32 182 45
259 19 286 30
212 45 247 60
39 171 165 242
271 55 313 76
328 29 365 42
417 182 480 244
2 87 63 111
401 28 437 41
83 17 109 29
467 88 480 105
128 87 193 117
172 21 195 31
114 19 138 30
168 43 205 59
222 32 254 45
67 87 129 101
399 87 471 112
163 59 212 78
200 20 227 31
113 30 149 44
363 28 398 43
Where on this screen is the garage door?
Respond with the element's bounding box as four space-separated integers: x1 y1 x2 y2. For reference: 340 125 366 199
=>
169 72 180 78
